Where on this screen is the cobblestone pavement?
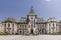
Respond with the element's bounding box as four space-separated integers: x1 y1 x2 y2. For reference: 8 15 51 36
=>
0 35 61 40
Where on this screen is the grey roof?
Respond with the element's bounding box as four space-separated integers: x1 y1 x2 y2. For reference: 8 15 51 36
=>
3 18 17 23
47 17 59 22
19 17 27 23
36 18 45 23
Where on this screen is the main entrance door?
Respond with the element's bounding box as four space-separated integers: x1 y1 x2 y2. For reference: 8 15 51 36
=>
31 29 33 34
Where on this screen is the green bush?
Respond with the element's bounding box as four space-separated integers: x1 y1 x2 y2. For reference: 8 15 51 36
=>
57 32 61 35
48 32 57 35
0 32 11 35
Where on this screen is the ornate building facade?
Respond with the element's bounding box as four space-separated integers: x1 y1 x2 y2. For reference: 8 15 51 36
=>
0 7 60 35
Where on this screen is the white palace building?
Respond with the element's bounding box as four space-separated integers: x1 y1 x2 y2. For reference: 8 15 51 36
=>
0 6 61 35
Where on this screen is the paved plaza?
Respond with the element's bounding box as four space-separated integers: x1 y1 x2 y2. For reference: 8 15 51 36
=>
0 35 61 40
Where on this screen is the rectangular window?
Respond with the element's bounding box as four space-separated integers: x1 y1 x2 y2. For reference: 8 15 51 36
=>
49 24 50 27
12 24 14 32
12 24 14 27
56 23 58 26
52 23 55 31
8 23 10 27
49 24 51 31
4 24 6 32
53 23 54 27
56 26 57 31
20 25 21 27
49 27 51 31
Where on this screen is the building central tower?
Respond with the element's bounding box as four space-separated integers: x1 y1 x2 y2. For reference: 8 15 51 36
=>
27 6 37 34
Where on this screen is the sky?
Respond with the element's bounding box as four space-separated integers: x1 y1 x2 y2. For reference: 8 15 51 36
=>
0 0 61 21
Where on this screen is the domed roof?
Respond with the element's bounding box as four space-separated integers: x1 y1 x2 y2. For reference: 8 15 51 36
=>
3 18 17 23
27 6 36 16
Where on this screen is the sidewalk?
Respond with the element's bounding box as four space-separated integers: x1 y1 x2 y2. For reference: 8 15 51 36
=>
0 35 61 40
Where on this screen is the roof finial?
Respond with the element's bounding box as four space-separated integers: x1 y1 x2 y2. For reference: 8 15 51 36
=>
30 6 34 13
31 5 33 10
